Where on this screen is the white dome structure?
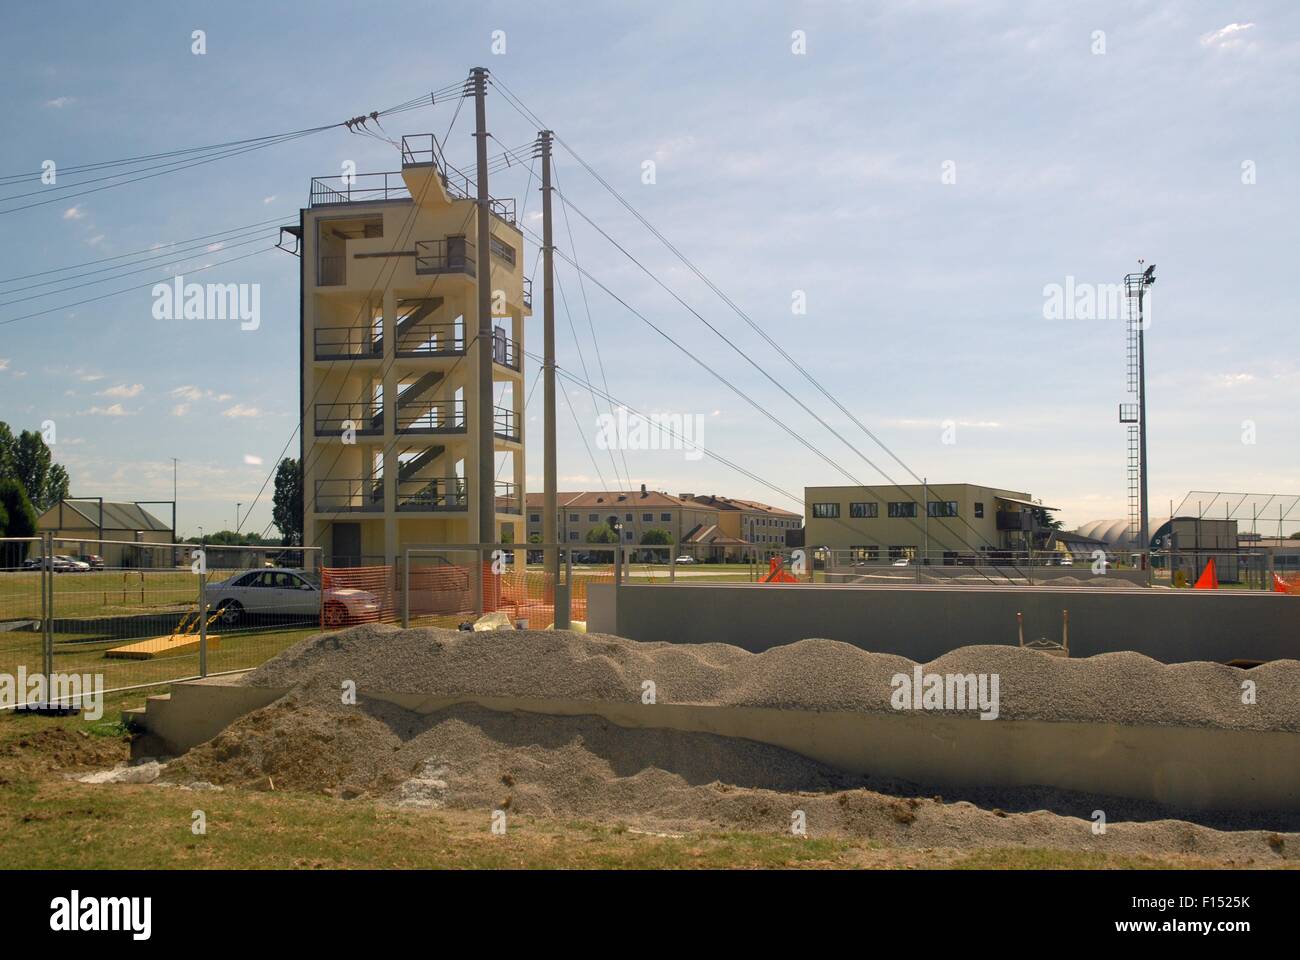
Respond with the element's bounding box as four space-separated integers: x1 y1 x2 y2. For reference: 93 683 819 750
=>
1073 519 1158 551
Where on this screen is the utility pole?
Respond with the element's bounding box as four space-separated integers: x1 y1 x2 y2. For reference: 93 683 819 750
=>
1122 263 1155 585
539 130 558 584
471 67 495 552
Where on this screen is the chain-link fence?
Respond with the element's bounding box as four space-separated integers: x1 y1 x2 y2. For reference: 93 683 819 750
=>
0 535 324 707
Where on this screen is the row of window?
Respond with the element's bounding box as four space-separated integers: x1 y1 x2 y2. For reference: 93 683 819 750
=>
813 500 982 520
528 511 677 525
848 545 918 561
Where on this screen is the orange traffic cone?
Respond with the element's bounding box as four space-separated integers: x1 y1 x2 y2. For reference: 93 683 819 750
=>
1193 557 1218 590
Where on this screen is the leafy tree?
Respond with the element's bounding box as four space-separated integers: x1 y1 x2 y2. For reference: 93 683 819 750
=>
639 528 672 545
0 422 15 481
1030 506 1063 531
42 462 70 512
527 532 542 545
271 457 303 546
13 431 51 506
585 523 618 544
0 479 38 566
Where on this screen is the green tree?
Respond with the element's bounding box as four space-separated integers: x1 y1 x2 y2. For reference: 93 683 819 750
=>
271 458 303 546
42 462 70 512
13 430 51 505
639 527 672 545
585 523 618 544
0 422 15 481
0 479 38 566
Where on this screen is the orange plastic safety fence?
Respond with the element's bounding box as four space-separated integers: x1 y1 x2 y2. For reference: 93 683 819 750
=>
320 566 396 628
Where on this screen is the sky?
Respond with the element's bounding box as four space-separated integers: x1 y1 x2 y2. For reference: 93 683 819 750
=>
1 0 1297 539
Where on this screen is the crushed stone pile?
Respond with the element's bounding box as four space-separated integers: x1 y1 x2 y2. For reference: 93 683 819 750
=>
152 627 1300 858
240 624 1300 732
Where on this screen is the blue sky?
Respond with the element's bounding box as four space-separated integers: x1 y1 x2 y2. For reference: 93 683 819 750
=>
1 0 1296 538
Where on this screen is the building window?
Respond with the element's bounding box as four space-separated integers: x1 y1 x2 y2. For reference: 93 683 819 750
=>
812 502 840 519
850 545 879 562
568 531 578 541
974 502 984 519
926 501 959 518
625 513 633 522
489 235 516 265
660 513 672 522
528 513 540 523
850 502 878 519
588 513 599 522
624 531 633 542
642 513 653 522
568 513 579 523
889 545 917 560
887 502 917 518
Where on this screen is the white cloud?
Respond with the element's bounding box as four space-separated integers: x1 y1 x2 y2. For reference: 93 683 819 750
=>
172 403 192 417
44 96 74 108
1211 372 1255 388
243 454 264 466
262 195 277 205
1201 22 1255 50
85 235 105 247
62 206 85 221
222 404 260 418
0 358 9 371
100 383 144 398
206 242 225 252
80 403 131 417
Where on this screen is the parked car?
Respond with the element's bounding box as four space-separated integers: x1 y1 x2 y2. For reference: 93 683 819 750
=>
674 555 696 564
76 554 105 570
1058 555 1074 566
891 557 910 567
24 555 90 572
207 568 381 627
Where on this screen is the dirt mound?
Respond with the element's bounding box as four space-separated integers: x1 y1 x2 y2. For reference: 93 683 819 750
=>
164 692 1298 859
240 625 1300 731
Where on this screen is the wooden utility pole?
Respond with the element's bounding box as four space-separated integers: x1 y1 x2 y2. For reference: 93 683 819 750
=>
539 130 558 583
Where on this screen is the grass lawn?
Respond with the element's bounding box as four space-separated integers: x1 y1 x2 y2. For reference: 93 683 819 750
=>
0 694 1246 870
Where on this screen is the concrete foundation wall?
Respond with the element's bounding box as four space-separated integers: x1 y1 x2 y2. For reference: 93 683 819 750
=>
588 582 1300 663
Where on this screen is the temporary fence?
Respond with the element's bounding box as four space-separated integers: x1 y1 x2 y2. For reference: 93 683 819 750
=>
0 534 322 708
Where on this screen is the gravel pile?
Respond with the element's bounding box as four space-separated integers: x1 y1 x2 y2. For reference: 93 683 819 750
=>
164 694 1299 857
241 624 1300 732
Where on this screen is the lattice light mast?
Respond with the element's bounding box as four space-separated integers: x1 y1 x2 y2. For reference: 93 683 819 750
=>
1120 262 1155 582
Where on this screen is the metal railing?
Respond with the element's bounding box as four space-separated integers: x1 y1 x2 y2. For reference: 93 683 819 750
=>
397 399 466 433
494 405 519 441
395 320 464 356
415 238 475 277
315 478 384 513
495 481 522 515
522 276 533 309
397 477 468 512
492 330 519 370
314 402 382 436
315 325 381 359
318 255 345 286
309 172 411 206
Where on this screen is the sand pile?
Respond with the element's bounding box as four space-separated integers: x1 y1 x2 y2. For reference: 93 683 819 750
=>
241 624 1300 732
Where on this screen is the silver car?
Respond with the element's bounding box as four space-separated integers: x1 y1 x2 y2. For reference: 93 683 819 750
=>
208 568 380 627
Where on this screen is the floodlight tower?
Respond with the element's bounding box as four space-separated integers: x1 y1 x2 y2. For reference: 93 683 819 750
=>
1119 262 1155 583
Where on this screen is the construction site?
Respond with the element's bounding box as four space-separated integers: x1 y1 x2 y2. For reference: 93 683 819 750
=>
1 10 1298 940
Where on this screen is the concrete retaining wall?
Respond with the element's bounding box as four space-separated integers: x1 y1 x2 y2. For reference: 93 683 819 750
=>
588 582 1300 663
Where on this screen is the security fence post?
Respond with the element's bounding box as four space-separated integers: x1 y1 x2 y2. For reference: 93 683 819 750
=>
198 564 209 678
42 532 54 695
402 548 410 629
